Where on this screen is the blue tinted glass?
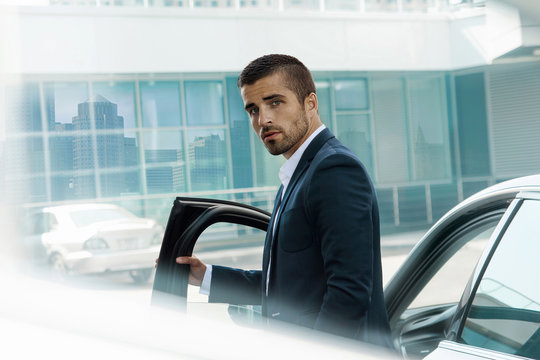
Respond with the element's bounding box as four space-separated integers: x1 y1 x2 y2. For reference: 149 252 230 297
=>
29 175 47 203
315 80 333 131
336 114 374 177
398 186 427 225
124 133 140 167
430 183 459 222
72 169 97 200
100 169 136 197
49 135 74 172
44 82 89 126
334 79 368 110
5 83 42 133
185 81 225 125
187 129 228 191
4 137 45 178
371 78 409 183
51 175 73 201
140 81 182 128
226 77 253 189
408 77 450 180
455 73 490 177
92 82 137 129
460 200 540 358
142 130 186 194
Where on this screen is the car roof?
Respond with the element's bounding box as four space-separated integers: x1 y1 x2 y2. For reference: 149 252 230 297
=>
443 174 540 220
470 174 540 199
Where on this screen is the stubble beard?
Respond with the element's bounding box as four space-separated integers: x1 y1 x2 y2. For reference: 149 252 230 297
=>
263 111 309 156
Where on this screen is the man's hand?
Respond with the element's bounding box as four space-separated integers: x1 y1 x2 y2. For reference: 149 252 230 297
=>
176 256 207 287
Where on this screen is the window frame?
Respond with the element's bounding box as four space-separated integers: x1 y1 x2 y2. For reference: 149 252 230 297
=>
454 194 540 356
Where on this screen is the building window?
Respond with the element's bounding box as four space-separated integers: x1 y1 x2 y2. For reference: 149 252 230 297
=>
140 81 182 128
142 130 186 194
333 79 369 111
187 129 228 191
408 76 451 181
185 81 225 126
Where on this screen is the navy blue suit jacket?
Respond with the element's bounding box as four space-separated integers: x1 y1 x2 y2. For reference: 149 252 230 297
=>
209 129 392 347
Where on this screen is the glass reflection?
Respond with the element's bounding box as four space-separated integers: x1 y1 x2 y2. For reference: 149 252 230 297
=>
336 114 374 177
461 200 540 358
44 82 89 126
185 81 225 126
143 130 186 194
187 129 228 191
334 79 368 110
408 77 450 181
92 81 137 129
140 81 182 128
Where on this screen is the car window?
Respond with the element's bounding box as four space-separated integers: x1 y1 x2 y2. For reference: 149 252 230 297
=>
30 212 58 235
459 199 540 358
29 213 46 235
186 222 265 302
407 219 499 309
185 222 265 324
48 213 59 230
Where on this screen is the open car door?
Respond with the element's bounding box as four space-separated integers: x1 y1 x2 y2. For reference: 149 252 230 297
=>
152 197 270 311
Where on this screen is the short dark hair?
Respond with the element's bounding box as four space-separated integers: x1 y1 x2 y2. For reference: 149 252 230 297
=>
238 54 316 104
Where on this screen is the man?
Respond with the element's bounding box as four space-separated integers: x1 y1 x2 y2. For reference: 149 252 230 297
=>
176 54 392 347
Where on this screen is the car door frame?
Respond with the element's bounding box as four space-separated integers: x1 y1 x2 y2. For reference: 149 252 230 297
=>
384 190 518 356
441 192 540 353
152 197 270 310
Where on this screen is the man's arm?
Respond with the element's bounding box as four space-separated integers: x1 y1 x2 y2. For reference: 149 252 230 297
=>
209 266 262 305
172 256 262 305
306 153 375 337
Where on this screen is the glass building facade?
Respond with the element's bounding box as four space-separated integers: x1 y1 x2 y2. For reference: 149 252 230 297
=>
3 61 539 232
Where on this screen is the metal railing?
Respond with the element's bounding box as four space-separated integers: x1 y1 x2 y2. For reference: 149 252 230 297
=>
47 0 486 14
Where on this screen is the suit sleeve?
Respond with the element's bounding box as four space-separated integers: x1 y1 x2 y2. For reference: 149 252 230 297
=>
208 265 262 305
306 153 375 337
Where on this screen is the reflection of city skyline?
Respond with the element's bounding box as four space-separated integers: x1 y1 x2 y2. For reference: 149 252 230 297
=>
47 93 226 199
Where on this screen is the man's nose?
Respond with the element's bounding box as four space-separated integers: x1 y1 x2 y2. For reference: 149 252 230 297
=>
258 108 272 126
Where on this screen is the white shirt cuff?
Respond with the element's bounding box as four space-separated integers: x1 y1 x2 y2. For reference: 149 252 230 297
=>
199 264 212 296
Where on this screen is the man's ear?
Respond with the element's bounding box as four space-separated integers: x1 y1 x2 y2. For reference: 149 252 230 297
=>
304 92 318 115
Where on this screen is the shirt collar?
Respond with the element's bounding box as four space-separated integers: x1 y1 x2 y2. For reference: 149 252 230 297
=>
278 124 326 195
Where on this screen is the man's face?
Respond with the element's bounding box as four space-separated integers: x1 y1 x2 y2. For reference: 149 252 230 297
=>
241 73 310 159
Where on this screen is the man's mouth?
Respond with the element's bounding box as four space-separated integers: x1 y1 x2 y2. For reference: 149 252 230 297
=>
262 131 280 141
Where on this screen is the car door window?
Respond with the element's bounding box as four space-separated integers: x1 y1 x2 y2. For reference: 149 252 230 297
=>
187 222 265 304
182 222 265 327
408 220 499 309
460 200 540 358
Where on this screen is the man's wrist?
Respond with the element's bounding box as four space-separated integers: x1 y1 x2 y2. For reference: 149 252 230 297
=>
199 264 212 295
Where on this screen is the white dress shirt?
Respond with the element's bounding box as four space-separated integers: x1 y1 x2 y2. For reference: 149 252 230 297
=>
200 124 326 296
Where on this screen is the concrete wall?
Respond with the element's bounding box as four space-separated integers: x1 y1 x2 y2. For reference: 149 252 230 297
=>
0 6 493 74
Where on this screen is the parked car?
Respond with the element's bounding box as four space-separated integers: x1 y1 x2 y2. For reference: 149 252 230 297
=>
24 203 163 283
153 174 540 359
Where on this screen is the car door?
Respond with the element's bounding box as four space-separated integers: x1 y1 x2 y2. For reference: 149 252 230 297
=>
152 197 270 313
425 192 540 360
385 189 516 358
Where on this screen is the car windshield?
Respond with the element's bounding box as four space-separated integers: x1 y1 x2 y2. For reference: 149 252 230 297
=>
69 208 134 227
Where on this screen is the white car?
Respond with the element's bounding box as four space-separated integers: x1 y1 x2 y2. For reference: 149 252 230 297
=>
25 203 163 283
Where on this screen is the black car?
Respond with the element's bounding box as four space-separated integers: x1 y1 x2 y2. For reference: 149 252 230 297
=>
153 174 540 360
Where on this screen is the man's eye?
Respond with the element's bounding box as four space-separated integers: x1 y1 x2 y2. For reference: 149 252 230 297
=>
249 108 258 115
272 100 281 106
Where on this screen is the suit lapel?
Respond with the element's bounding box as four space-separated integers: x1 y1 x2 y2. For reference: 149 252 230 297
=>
262 185 284 283
273 128 335 236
